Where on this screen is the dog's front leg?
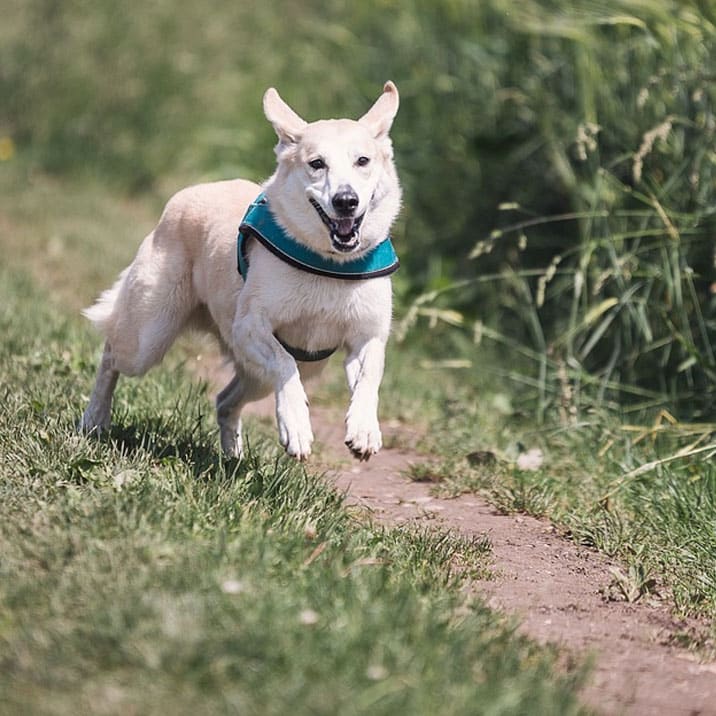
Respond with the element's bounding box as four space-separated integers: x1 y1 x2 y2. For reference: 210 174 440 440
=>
344 336 386 461
232 314 313 460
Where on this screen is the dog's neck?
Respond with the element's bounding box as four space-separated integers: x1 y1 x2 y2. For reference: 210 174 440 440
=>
237 193 399 281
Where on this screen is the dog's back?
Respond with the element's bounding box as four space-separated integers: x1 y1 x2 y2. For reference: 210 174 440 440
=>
83 179 260 376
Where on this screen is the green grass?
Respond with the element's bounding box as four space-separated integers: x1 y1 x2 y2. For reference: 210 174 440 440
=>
3 0 715 702
381 329 716 653
0 166 160 309
0 169 588 714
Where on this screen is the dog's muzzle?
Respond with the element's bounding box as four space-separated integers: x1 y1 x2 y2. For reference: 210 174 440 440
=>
309 198 365 253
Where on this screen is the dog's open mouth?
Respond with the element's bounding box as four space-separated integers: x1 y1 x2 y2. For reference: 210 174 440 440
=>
309 198 364 252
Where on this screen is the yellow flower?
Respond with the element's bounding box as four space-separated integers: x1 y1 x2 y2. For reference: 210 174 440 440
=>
0 137 15 161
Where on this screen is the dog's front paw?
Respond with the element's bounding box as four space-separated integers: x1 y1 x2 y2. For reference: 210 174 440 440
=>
276 392 313 461
280 418 314 461
344 416 382 462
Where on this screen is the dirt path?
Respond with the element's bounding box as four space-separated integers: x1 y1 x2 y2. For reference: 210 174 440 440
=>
197 357 716 715
263 402 716 715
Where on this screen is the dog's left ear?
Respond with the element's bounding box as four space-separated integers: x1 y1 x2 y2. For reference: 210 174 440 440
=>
263 88 307 145
359 81 399 139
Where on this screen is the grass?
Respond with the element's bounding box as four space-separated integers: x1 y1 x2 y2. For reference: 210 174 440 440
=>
0 166 589 714
0 166 161 308
381 329 716 653
2 0 714 704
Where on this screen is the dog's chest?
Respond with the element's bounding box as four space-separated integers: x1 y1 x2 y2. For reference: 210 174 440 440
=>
249 262 391 352
278 275 390 349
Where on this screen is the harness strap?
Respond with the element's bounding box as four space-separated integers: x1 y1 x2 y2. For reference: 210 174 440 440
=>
274 334 337 363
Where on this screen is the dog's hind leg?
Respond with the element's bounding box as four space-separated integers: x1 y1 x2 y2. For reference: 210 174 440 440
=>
81 241 198 437
216 373 246 457
79 340 119 435
216 371 272 458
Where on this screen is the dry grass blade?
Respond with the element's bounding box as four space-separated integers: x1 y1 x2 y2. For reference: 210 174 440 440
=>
602 441 716 501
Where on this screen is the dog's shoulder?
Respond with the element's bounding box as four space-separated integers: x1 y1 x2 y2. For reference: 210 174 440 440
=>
162 179 261 224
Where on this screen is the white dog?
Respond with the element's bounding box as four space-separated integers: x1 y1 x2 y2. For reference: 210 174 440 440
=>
80 82 402 461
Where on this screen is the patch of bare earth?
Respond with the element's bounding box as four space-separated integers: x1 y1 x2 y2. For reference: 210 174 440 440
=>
197 357 716 715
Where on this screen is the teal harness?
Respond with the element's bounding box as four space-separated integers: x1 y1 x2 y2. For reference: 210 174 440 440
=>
236 193 400 362
237 193 399 281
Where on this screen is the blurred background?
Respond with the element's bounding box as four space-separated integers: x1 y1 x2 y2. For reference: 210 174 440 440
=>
2 0 715 417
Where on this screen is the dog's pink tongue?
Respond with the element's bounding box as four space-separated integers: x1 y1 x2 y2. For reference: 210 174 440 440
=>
336 218 355 237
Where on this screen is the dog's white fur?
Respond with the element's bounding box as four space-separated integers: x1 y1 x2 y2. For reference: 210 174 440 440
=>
80 82 401 461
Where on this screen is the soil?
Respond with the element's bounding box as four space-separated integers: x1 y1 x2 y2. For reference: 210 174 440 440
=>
198 357 716 715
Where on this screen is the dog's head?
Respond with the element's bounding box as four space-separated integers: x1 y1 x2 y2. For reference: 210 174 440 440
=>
262 82 401 259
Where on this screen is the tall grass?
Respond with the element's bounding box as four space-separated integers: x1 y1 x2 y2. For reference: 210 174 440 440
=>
396 1 716 415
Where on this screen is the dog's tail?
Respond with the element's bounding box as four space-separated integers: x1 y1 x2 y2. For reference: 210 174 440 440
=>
81 267 130 335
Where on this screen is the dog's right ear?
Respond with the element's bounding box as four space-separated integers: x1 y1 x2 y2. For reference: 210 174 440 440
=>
263 88 307 146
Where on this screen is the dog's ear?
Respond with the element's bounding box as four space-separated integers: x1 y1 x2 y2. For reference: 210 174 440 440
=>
359 81 399 140
263 88 307 145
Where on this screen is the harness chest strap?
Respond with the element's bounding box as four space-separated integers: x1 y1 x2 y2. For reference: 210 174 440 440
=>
274 335 337 363
236 193 400 362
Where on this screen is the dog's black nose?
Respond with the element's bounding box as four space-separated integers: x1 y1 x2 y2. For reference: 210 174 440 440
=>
332 187 359 216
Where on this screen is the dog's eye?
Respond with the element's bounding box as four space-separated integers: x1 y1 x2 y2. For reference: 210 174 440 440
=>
356 156 371 167
308 158 326 171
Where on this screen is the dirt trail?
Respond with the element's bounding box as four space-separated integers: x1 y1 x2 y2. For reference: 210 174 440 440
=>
241 397 716 716
197 356 716 715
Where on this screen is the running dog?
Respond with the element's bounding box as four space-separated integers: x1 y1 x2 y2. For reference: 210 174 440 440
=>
80 82 402 461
